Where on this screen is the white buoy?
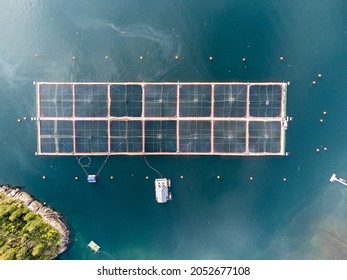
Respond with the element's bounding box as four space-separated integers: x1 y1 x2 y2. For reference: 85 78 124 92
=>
42 176 46 180
250 176 253 180
23 117 27 120
180 175 184 179
139 56 143 60
318 73 322 78
35 53 39 58
312 80 316 85
75 176 78 180
175 55 179 60
105 56 109 59
110 176 114 180
242 57 246 62
324 147 328 151
316 148 320 152
283 177 287 182
209 56 213 60
17 118 21 123
145 176 149 180
323 111 327 115
217 175 220 179
320 119 324 123
280 56 284 61
72 56 76 60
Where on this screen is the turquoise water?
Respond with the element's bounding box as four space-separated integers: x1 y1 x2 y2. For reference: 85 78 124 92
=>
1 0 347 259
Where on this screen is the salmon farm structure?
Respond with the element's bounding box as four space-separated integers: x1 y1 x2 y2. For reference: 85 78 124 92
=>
35 82 288 156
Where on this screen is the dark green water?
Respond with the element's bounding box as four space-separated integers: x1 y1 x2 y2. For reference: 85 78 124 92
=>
1 0 347 259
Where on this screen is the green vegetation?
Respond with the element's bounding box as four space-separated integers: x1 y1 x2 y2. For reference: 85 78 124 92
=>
0 193 61 260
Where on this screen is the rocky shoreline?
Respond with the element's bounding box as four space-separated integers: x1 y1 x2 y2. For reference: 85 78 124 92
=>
0 185 69 254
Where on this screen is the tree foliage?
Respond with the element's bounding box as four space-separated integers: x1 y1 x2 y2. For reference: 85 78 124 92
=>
0 193 62 260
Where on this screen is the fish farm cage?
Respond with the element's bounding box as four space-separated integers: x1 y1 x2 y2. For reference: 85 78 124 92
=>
35 82 288 156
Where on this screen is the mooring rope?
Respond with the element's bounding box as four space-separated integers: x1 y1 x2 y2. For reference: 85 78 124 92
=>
144 155 162 178
99 250 115 260
75 155 89 176
96 154 111 177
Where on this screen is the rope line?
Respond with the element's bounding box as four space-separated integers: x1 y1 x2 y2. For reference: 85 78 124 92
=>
99 250 115 260
75 156 89 176
144 156 162 178
96 154 111 177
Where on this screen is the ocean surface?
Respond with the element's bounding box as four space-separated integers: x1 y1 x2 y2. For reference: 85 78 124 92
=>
1 0 347 260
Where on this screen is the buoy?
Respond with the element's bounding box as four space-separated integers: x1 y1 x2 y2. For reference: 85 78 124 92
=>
324 147 328 151
209 56 213 60
110 176 114 180
323 111 327 115
318 73 322 78
283 177 287 182
316 148 320 152
105 56 109 59
312 81 316 85
217 175 220 179
280 56 284 61
139 56 143 60
17 118 21 123
145 176 149 180
249 176 253 180
35 53 39 58
72 56 76 60
75 176 78 180
242 57 246 62
320 119 324 123
175 55 179 60
42 176 46 180
23 117 27 120
180 175 184 179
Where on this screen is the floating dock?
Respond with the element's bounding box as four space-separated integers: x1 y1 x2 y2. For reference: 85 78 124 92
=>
155 178 172 203
330 173 347 186
87 241 100 253
35 82 288 156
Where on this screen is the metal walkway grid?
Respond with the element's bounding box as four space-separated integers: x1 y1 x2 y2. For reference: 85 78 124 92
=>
35 82 288 156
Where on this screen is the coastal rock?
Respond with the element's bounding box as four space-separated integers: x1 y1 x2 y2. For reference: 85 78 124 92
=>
28 200 43 213
0 185 69 254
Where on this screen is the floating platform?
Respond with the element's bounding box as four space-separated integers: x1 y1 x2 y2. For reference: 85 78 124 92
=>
35 82 288 156
155 178 172 203
87 241 100 253
330 173 347 186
